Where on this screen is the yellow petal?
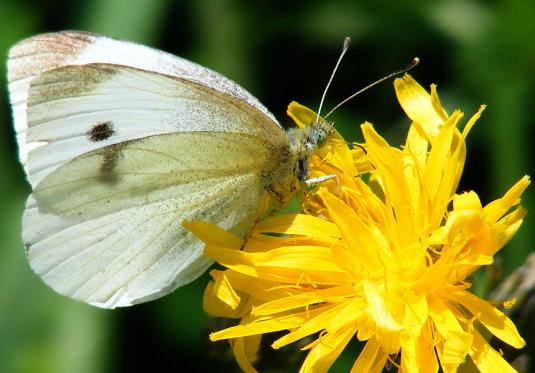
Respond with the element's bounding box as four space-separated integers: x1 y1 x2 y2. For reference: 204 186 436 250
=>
356 314 376 342
469 330 518 373
204 244 348 285
419 324 440 373
310 129 356 178
210 304 334 341
461 105 485 140
220 270 298 304
453 191 482 211
183 220 243 249
423 111 465 228
252 284 355 316
400 337 419 373
324 297 366 334
320 186 390 271
350 337 388 373
438 330 472 372
456 254 494 267
405 120 429 173
430 84 449 121
428 297 475 370
360 126 431 270
351 144 375 174
253 214 340 240
272 301 358 349
403 291 428 339
483 176 530 223
361 123 419 248
203 279 229 317
454 290 525 349
230 336 261 373
395 75 447 138
299 325 357 373
203 270 252 318
363 280 402 354
287 101 317 128
491 207 527 253
212 271 241 309
400 327 439 373
428 296 464 336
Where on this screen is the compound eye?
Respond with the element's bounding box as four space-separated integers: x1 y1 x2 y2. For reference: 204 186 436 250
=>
297 158 309 181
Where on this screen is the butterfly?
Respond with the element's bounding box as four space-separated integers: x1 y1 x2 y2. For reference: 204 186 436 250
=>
7 31 333 308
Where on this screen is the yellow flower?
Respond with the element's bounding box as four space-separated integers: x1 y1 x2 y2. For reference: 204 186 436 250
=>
185 75 529 373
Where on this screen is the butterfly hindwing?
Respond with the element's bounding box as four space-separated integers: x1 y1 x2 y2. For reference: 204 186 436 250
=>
25 131 272 307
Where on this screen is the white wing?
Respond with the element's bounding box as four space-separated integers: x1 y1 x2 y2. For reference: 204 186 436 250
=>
23 63 286 186
25 131 273 308
11 52 293 307
8 30 279 171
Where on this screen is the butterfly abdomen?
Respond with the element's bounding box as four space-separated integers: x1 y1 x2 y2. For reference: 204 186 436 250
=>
259 141 296 207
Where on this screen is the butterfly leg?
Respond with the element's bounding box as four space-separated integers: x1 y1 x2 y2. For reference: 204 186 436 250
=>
304 174 341 197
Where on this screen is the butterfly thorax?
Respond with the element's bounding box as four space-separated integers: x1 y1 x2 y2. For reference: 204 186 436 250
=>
261 120 333 209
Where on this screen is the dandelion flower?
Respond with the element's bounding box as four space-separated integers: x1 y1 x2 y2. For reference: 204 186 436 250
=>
185 75 529 372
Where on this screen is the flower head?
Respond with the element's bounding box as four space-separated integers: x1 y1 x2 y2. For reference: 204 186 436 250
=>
186 75 529 372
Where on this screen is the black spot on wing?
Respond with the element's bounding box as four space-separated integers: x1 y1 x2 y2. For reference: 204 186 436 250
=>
87 121 115 142
99 142 126 184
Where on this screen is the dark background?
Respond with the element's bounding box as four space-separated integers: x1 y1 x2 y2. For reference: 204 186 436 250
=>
0 0 533 372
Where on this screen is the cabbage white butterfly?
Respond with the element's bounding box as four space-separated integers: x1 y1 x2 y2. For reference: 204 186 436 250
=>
7 31 334 308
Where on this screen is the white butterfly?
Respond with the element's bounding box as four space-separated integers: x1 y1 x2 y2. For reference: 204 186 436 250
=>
7 31 332 308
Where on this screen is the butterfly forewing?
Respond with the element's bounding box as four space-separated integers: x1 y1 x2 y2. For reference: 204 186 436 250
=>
24 63 286 187
8 31 279 169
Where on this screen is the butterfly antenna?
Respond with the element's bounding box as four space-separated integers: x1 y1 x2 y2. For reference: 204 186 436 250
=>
324 57 420 119
316 36 351 123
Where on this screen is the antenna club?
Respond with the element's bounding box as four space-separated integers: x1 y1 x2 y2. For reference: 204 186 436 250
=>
343 37 351 50
316 36 351 121
411 57 420 66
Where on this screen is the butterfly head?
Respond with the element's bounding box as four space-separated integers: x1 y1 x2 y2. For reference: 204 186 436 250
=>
287 119 333 182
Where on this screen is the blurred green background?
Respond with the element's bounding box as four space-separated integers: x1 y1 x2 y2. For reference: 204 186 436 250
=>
0 0 533 372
